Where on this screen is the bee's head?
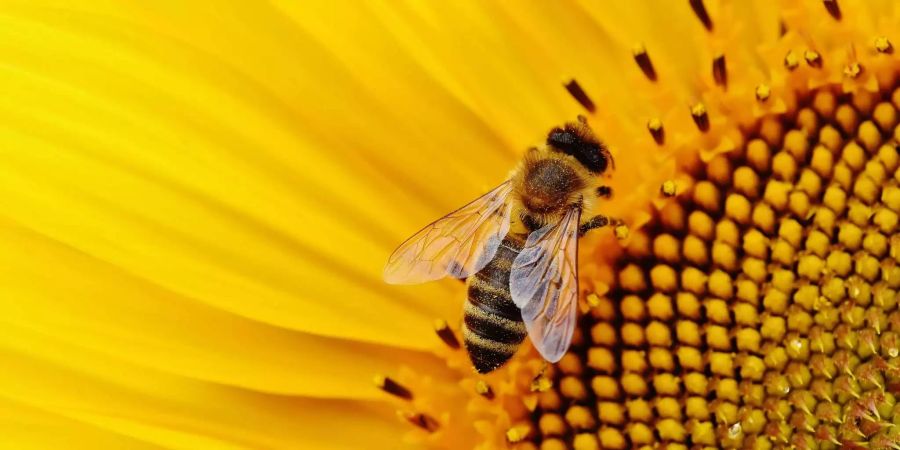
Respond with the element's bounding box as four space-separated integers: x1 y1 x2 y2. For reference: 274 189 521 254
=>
546 120 614 174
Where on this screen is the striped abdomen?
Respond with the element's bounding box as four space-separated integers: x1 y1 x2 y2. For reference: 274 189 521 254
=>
462 234 528 373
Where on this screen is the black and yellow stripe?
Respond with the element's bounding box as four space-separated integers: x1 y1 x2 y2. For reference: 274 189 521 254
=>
462 234 527 373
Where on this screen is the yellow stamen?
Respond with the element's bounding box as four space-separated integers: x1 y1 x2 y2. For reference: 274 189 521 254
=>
784 51 800 70
614 224 629 240
632 44 657 81
399 411 440 432
433 319 460 349
844 62 863 79
804 50 822 67
756 84 771 102
712 54 727 88
647 117 664 144
874 36 893 53
530 374 552 393
563 79 595 113
690 102 710 132
689 0 713 31
374 374 412 400
475 380 494 399
823 0 842 20
661 180 677 197
505 423 533 443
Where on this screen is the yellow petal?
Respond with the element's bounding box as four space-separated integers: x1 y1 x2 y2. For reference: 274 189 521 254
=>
0 347 411 449
0 2 496 347
0 397 164 450
0 219 448 398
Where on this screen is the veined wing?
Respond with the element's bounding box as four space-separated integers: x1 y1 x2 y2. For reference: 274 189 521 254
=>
509 206 580 362
383 181 514 284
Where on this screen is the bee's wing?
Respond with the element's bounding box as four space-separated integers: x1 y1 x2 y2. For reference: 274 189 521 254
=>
509 206 580 363
383 181 514 284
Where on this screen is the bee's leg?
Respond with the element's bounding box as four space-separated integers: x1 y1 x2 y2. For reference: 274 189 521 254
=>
596 185 613 199
579 214 612 236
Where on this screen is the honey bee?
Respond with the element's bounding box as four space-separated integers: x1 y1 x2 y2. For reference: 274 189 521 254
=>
384 117 618 373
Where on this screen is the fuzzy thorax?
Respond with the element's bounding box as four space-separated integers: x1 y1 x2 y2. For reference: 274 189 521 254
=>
509 146 607 233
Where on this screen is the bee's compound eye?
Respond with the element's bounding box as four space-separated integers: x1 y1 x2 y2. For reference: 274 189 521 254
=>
547 124 609 174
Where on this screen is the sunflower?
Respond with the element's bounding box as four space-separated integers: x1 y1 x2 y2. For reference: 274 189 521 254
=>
1 0 899 449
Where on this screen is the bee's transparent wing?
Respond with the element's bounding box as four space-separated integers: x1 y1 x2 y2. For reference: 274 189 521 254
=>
383 181 514 285
509 206 580 363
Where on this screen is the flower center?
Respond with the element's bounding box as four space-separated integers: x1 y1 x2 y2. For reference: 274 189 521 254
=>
528 85 900 449
375 3 900 447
